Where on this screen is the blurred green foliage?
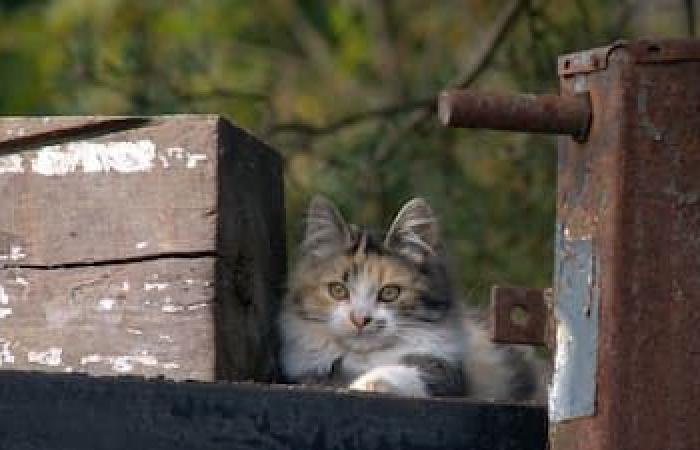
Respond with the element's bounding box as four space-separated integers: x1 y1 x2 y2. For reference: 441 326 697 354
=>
0 0 693 304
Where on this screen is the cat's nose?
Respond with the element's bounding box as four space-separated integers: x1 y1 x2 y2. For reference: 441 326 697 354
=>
349 312 372 330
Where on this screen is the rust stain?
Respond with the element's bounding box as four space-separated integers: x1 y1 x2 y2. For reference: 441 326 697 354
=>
551 39 700 450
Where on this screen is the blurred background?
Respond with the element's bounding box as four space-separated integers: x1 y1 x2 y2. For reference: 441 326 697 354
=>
0 0 696 305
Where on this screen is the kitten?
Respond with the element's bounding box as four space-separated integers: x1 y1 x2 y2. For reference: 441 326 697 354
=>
279 195 542 400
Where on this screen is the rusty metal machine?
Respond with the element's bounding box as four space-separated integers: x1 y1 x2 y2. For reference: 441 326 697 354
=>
442 38 700 450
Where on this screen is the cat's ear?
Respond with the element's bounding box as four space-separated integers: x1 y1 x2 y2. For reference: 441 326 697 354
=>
302 195 351 258
385 198 440 263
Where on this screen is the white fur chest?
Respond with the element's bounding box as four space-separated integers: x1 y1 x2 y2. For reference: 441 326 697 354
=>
281 310 465 382
340 327 464 377
341 346 410 378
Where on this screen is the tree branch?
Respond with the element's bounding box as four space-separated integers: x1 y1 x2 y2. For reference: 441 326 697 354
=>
451 0 529 89
265 97 433 137
374 0 529 162
268 0 528 140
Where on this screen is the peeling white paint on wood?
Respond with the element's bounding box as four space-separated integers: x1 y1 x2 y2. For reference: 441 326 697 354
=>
80 354 102 365
28 347 63 366
126 328 143 335
162 304 184 313
0 245 27 261
21 140 212 175
0 285 8 305
97 298 116 311
166 147 185 160
5 139 210 177
122 281 130 291
186 153 207 168
135 241 149 249
163 362 180 370
10 246 26 260
0 341 15 365
80 353 158 373
144 282 169 291
186 302 210 311
0 308 12 319
31 140 157 175
0 154 24 174
184 279 213 287
112 355 158 373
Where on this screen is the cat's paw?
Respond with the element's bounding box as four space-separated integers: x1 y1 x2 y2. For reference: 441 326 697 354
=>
349 374 396 394
348 365 428 397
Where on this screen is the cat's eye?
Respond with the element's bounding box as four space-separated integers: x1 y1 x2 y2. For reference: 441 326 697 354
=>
378 285 401 302
328 282 349 300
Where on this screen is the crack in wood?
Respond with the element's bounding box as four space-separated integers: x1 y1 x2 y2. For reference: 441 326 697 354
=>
0 117 153 154
0 250 217 271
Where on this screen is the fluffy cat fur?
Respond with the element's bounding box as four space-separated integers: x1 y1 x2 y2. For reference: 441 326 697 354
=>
279 195 542 400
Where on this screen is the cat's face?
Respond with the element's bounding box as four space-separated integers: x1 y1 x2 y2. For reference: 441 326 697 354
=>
287 196 454 352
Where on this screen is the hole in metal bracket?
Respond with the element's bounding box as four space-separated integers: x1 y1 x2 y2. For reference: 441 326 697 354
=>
510 305 530 328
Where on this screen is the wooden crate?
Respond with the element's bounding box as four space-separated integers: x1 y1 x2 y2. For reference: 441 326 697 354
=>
0 116 285 382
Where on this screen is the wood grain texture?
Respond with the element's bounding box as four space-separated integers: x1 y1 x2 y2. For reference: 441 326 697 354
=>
215 119 286 383
0 116 286 382
0 116 219 266
0 258 215 380
0 371 547 450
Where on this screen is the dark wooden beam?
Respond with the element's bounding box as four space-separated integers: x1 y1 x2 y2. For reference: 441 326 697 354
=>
0 371 546 450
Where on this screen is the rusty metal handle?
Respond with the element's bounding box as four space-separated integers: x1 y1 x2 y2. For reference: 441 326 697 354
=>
438 89 591 141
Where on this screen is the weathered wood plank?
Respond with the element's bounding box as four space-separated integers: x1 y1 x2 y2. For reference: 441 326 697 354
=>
0 258 215 380
0 371 548 450
0 116 219 266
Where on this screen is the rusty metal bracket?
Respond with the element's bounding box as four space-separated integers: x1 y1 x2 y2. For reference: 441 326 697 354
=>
438 90 591 141
490 286 549 346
